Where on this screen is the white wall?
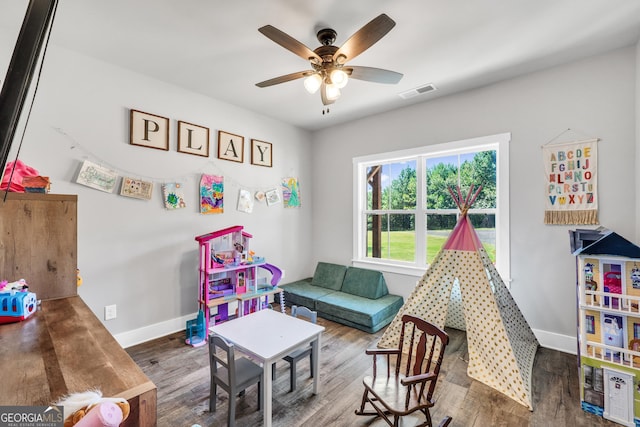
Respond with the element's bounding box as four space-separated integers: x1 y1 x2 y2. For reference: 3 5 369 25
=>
311 46 637 353
3 31 637 353
5 45 313 346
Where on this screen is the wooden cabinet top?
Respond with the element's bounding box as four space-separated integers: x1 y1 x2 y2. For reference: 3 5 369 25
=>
0 192 78 202
0 297 156 415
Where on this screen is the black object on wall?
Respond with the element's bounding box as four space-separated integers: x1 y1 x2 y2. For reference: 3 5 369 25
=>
0 0 58 183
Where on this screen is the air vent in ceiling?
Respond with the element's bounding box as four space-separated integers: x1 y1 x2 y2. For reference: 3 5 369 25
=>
398 83 437 100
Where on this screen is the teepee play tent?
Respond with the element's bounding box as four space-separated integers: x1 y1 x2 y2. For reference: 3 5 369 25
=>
378 186 539 410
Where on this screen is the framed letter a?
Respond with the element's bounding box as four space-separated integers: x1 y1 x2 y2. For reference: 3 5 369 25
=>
218 130 244 163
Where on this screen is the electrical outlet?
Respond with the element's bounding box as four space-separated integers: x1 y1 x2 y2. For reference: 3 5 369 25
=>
105 304 117 320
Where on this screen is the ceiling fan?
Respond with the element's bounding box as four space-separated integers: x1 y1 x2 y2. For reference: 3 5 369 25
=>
255 13 403 106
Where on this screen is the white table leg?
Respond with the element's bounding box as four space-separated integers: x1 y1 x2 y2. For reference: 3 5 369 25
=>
312 334 321 394
263 361 273 427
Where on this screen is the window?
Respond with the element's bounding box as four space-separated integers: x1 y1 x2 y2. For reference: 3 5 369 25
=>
353 133 510 280
365 161 417 262
586 315 596 335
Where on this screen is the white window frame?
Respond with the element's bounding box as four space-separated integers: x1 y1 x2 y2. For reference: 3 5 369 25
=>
352 132 511 283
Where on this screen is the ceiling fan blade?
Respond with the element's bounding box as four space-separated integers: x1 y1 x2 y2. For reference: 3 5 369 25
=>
346 66 403 84
259 25 322 62
333 14 396 63
255 70 312 88
320 84 335 106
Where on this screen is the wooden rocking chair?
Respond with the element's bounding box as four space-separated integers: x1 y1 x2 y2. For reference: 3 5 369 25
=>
355 314 451 427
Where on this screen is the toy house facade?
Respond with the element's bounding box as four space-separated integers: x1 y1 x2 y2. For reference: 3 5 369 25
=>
195 226 255 326
195 225 281 331
572 229 640 426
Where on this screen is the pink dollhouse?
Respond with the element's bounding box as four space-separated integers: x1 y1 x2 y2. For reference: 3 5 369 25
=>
195 225 284 332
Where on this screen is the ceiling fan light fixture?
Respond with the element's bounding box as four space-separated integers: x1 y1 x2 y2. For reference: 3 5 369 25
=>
330 68 348 88
304 73 322 94
325 84 341 101
256 14 402 106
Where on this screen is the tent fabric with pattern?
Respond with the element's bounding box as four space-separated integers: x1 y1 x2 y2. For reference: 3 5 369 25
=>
377 186 539 410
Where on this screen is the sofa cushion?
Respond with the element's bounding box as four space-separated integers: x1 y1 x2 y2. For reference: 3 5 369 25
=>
279 279 336 310
316 292 403 330
311 262 347 291
340 267 388 299
316 310 397 334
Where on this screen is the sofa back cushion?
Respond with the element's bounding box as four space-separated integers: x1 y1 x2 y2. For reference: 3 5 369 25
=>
341 267 388 299
311 262 348 290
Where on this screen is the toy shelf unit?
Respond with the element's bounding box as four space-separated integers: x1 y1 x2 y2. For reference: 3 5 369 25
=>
571 228 640 427
195 226 283 331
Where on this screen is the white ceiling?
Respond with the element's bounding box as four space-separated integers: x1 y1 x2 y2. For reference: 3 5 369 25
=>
3 1 640 131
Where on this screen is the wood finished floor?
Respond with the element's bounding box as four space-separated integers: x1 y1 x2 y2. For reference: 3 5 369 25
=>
126 310 618 427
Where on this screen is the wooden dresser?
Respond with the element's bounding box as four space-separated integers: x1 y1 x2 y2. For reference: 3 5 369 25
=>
0 193 157 426
0 192 77 300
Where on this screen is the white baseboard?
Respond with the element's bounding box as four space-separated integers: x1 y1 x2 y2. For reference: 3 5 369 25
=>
115 312 197 349
533 328 577 354
114 314 579 355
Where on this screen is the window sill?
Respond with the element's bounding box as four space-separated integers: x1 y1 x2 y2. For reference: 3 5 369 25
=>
352 259 426 277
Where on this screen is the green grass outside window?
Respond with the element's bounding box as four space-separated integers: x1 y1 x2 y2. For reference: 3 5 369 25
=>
367 230 496 264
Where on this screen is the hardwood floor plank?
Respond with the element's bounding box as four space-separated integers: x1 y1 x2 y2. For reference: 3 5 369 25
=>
126 313 619 426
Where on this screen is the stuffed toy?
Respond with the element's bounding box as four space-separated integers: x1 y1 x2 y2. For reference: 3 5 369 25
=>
0 159 39 192
0 278 29 293
54 390 130 427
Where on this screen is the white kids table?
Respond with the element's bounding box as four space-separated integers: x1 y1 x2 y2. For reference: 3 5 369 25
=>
209 309 325 427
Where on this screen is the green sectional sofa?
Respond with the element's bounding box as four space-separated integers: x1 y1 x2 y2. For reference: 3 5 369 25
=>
276 262 404 333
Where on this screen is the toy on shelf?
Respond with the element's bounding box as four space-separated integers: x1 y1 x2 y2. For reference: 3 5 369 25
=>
195 225 284 333
0 278 38 324
22 175 51 193
185 310 206 348
237 263 285 315
259 263 285 312
570 227 640 426
260 263 283 286
209 278 233 299
1 278 29 292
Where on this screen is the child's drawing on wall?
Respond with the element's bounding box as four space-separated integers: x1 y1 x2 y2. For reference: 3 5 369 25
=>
237 189 253 213
200 174 224 214
282 177 301 208
163 183 186 210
